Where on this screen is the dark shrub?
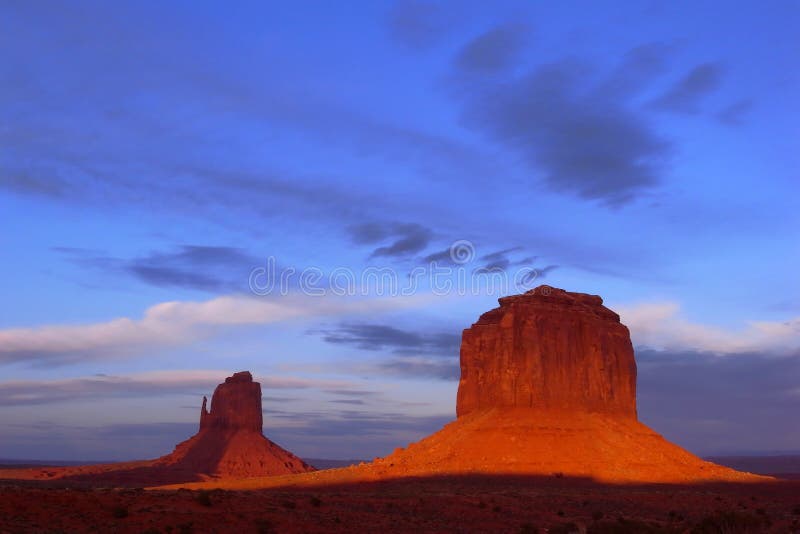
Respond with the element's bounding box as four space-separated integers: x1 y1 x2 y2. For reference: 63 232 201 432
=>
255 519 274 534
111 506 128 519
692 510 766 533
194 491 212 507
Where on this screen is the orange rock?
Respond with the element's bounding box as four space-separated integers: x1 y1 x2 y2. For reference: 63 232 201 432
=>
159 287 769 490
157 371 314 478
3 371 315 485
199 371 263 432
457 286 636 418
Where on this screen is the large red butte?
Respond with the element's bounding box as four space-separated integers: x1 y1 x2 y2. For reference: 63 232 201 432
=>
457 286 637 418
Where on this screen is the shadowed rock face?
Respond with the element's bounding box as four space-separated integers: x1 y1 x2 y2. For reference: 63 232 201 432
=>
200 371 263 432
3 371 314 486
160 370 314 478
457 286 637 418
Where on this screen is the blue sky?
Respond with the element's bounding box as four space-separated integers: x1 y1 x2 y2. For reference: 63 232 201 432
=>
1 0 798 461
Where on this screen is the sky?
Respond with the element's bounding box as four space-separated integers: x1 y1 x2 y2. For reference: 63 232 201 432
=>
0 0 798 461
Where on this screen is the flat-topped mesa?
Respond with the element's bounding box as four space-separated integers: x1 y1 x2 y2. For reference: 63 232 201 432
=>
456 285 637 418
199 371 263 432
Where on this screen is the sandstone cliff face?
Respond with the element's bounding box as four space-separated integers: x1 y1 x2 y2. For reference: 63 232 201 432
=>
200 371 263 432
161 370 314 478
357 286 764 484
456 286 637 418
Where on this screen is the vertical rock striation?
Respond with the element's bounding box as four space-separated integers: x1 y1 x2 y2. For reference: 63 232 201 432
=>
365 286 767 483
456 286 637 418
199 371 263 432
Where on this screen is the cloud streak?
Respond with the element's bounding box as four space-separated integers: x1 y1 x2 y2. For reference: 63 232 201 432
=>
458 52 671 204
348 222 433 259
618 301 800 354
651 62 723 114
0 370 360 406
314 322 459 357
57 245 262 292
0 294 428 366
454 23 529 74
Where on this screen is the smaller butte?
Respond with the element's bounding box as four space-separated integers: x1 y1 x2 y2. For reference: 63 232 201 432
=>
0 371 313 486
155 371 314 478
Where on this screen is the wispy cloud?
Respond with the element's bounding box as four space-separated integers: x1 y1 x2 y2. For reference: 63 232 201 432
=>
0 370 361 406
0 293 429 366
716 98 753 126
388 0 450 50
57 245 261 292
456 46 672 205
651 62 724 114
348 222 433 259
618 301 800 353
454 23 529 74
313 322 459 357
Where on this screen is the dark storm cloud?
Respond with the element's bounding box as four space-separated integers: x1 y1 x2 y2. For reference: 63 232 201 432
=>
454 23 529 74
420 247 458 266
459 52 672 205
388 0 447 49
311 322 462 381
599 42 672 98
126 246 259 291
420 244 558 282
716 98 753 126
379 357 460 380
476 247 523 270
348 222 433 258
315 323 460 357
636 348 800 455
0 375 214 406
472 249 559 285
56 245 261 292
651 62 724 114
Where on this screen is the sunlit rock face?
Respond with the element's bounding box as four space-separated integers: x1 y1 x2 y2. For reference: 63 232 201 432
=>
457 286 637 418
362 287 767 483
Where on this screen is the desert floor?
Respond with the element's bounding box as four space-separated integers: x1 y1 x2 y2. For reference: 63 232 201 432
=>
1 474 799 533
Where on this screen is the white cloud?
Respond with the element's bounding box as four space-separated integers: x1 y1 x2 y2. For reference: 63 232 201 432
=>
0 293 429 365
617 301 800 354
